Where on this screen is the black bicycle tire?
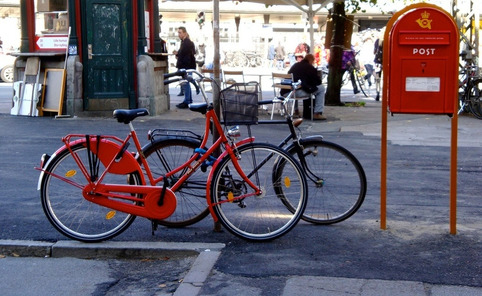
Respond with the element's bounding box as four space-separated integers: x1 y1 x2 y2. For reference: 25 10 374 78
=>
40 143 139 242
342 69 351 86
210 143 308 241
355 69 369 97
284 139 367 224
141 137 210 227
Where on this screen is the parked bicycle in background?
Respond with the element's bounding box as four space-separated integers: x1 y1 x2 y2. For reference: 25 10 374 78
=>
458 50 482 119
146 80 367 228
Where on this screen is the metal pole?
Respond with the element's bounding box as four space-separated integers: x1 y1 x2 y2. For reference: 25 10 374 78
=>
308 0 315 53
212 0 222 233
213 0 221 119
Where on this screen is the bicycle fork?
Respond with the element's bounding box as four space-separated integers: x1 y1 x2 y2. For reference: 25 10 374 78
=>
205 138 262 219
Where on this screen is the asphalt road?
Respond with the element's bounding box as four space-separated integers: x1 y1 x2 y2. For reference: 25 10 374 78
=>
0 84 480 294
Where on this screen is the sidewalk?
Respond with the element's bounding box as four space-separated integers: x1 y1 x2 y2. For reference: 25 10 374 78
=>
1 240 480 296
168 85 482 148
0 85 480 295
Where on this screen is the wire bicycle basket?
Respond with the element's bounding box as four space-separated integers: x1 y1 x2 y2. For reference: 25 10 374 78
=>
220 82 259 126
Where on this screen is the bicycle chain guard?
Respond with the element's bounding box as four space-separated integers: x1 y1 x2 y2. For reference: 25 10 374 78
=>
83 183 177 220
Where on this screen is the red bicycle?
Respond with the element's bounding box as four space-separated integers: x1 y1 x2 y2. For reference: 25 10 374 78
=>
36 69 308 242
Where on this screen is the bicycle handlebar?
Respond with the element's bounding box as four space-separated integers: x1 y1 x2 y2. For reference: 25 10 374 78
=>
163 69 201 95
164 69 187 79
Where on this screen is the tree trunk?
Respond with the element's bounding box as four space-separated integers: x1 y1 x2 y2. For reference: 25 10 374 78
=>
325 2 346 106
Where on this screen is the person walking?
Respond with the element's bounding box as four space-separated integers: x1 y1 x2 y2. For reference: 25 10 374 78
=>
286 54 326 120
267 41 275 68
274 41 286 70
174 26 196 109
359 36 375 88
373 36 383 101
342 46 359 94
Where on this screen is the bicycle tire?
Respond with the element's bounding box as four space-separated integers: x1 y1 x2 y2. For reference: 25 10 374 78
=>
341 69 351 86
210 143 308 241
468 78 482 119
40 143 139 242
142 138 210 227
284 139 367 224
233 51 248 68
355 70 369 97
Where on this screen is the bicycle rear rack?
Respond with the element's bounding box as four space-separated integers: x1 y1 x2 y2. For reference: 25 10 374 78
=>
148 128 202 142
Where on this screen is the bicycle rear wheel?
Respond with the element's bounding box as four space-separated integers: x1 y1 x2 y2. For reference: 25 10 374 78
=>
468 78 482 119
142 138 209 227
210 143 307 241
286 139 367 224
40 143 139 242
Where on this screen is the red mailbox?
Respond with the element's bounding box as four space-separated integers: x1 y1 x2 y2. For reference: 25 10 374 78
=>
387 6 459 115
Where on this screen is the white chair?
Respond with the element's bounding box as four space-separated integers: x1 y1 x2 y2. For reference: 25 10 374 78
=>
271 72 292 119
200 68 215 92
222 70 245 89
271 72 314 120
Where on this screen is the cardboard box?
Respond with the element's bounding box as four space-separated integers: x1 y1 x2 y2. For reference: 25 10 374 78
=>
53 14 69 32
37 0 67 12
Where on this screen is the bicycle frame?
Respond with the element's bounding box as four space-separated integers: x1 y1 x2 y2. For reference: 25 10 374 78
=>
144 106 262 220
256 115 324 187
36 85 262 223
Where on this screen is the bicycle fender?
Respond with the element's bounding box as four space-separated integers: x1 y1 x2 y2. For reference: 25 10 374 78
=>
205 137 255 220
37 138 144 190
300 135 324 143
284 136 324 153
36 140 84 190
37 151 61 190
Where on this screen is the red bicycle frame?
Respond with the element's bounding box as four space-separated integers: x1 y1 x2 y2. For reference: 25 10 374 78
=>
36 104 261 222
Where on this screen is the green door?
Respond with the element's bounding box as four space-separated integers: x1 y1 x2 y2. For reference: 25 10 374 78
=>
83 0 134 110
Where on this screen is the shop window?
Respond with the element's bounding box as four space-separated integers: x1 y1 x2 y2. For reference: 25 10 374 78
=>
34 0 69 51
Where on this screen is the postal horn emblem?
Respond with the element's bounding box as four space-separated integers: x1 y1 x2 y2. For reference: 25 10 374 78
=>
416 11 432 29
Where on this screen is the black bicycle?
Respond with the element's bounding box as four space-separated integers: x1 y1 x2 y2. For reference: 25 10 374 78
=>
142 80 367 227
458 54 482 119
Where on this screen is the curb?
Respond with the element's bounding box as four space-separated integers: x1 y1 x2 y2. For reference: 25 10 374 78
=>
0 240 225 296
0 239 225 259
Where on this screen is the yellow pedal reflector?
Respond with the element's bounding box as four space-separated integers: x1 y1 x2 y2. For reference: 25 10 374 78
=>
284 176 291 188
105 211 116 220
227 191 234 203
65 169 77 178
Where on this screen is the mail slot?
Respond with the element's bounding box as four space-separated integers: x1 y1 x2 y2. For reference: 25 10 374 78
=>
387 6 459 115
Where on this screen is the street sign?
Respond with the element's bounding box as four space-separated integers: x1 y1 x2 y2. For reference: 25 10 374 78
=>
34 35 68 51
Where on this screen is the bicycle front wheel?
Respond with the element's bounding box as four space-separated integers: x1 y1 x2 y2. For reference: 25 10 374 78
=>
210 143 307 241
142 138 210 227
287 139 367 224
355 70 369 97
40 143 139 242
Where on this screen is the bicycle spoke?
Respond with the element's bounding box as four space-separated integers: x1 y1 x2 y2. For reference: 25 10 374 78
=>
40 144 137 242
143 138 209 227
211 143 307 241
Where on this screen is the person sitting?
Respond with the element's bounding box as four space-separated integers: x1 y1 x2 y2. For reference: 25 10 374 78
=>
285 54 326 120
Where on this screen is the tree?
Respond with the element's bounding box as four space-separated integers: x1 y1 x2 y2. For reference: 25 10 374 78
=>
324 0 380 106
